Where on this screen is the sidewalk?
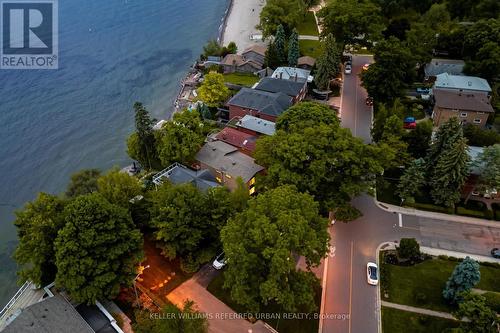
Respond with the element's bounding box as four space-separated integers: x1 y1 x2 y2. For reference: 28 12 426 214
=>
298 35 319 41
375 199 500 228
420 246 500 264
381 301 456 320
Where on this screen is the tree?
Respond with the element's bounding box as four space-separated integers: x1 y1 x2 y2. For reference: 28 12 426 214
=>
319 0 384 47
55 193 143 304
274 24 287 64
464 41 500 82
202 39 222 58
133 301 208 333
198 72 229 107
334 203 362 222
397 238 420 260
14 193 66 286
65 169 100 198
288 29 300 67
443 257 481 304
454 292 498 333
463 19 500 60
397 158 427 203
97 168 142 208
426 117 464 169
258 0 306 37
378 114 410 169
265 41 281 68
463 124 500 147
255 102 386 211
223 41 238 56
421 3 452 33
361 37 416 104
405 23 437 70
404 119 433 159
314 34 342 91
475 144 500 191
220 186 329 312
156 110 206 167
127 102 160 170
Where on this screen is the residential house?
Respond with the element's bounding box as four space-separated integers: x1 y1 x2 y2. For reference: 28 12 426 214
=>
432 89 494 127
195 141 264 193
433 73 492 98
241 44 267 68
233 115 276 136
272 67 313 83
424 59 465 81
462 146 499 200
226 87 292 122
215 127 257 156
254 77 307 103
152 163 220 191
220 44 267 74
297 56 316 70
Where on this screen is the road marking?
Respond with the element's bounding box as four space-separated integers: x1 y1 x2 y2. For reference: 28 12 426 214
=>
318 244 330 333
329 245 336 258
354 75 358 137
349 241 354 333
398 213 402 227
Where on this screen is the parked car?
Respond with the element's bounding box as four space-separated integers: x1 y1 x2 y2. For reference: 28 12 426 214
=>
212 252 227 270
366 262 378 285
491 248 500 259
344 64 352 74
416 87 430 94
403 116 416 129
362 63 370 71
483 188 497 199
365 97 374 106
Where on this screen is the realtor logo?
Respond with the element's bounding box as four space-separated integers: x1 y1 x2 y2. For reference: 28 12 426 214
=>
1 0 58 69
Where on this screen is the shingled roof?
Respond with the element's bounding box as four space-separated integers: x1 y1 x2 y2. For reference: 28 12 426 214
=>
227 88 292 117
215 127 257 153
434 89 494 113
254 77 305 97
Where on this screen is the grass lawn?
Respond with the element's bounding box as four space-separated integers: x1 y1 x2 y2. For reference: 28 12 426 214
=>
223 73 259 87
300 40 323 59
382 307 459 333
382 256 500 313
297 12 318 36
207 272 320 333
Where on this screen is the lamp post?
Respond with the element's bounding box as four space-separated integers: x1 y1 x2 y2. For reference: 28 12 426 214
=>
133 264 150 306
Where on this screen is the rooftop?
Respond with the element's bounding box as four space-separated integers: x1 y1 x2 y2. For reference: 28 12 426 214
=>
434 73 492 93
424 59 465 77
271 67 313 83
433 89 494 113
152 163 219 191
215 127 257 153
195 141 264 183
242 44 267 56
235 115 276 136
227 88 292 117
298 56 316 67
254 77 305 97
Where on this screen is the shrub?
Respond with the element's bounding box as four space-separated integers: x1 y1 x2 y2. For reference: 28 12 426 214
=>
443 257 481 303
482 292 500 313
397 238 420 261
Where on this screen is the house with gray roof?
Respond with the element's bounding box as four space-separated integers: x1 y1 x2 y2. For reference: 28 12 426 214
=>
254 77 307 103
272 67 313 83
424 59 465 79
227 88 292 122
234 115 276 136
433 73 492 96
152 163 219 191
195 141 264 192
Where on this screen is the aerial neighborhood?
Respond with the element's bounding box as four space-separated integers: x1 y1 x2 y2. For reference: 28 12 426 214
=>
0 0 499 333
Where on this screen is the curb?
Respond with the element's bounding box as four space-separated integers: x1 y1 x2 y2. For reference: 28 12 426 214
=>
375 242 397 333
373 198 500 228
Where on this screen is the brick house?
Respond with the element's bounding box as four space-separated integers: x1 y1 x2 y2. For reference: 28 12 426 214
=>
226 88 292 122
233 115 276 136
433 73 492 98
254 77 307 103
432 89 494 128
215 127 257 156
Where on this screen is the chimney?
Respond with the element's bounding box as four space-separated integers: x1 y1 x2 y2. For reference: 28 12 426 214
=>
295 73 298 82
280 72 283 79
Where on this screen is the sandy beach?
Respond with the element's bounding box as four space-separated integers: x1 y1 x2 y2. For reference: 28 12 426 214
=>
222 0 266 51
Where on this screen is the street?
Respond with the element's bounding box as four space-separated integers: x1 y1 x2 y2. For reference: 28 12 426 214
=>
320 55 500 333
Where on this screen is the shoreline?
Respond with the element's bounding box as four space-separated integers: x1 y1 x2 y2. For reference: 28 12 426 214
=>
218 0 234 44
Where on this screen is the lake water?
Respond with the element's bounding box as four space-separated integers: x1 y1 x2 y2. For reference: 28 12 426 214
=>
0 0 228 307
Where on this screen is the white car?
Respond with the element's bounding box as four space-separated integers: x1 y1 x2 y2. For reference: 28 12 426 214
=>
344 64 352 74
366 262 378 285
212 252 227 270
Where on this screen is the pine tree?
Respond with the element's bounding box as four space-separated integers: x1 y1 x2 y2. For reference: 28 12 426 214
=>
443 257 480 304
275 24 286 64
426 117 463 168
128 102 158 170
288 29 300 67
397 158 426 203
313 33 341 90
265 41 280 69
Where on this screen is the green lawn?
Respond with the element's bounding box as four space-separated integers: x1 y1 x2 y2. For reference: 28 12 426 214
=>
223 73 259 87
382 256 500 313
297 12 318 36
382 307 459 333
207 272 320 333
299 40 323 59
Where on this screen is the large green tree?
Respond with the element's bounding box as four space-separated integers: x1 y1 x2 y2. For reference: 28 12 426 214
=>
198 72 229 107
14 193 66 286
276 101 340 132
404 119 433 159
443 257 481 304
220 186 329 312
288 29 300 67
97 168 142 208
156 110 206 167
361 37 416 103
378 114 411 169
127 102 160 170
274 24 287 64
475 144 500 191
65 169 101 198
454 292 499 333
258 0 306 37
55 193 143 304
314 34 342 91
397 158 427 204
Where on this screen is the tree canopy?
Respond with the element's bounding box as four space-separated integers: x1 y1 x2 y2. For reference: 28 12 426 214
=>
220 185 329 312
314 34 342 91
127 102 160 170
288 29 300 67
55 193 143 304
475 144 500 191
454 292 499 333
198 72 229 107
65 169 101 198
443 257 481 304
97 168 142 208
258 0 306 37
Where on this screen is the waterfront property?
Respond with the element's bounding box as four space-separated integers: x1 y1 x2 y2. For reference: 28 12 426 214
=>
272 67 314 83
254 77 308 103
232 115 276 136
227 88 292 122
195 141 264 193
214 127 257 156
152 163 220 191
220 44 267 74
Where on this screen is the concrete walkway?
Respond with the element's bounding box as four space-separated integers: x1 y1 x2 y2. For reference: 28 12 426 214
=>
298 35 319 41
381 301 456 320
375 199 500 228
420 246 500 264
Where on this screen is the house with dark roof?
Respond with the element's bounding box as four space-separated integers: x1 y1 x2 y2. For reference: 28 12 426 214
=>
220 44 267 74
298 56 316 70
272 67 313 83
152 163 219 191
233 115 276 136
227 88 292 122
424 59 465 80
195 141 264 193
241 44 267 68
254 77 307 103
215 127 257 156
432 89 494 128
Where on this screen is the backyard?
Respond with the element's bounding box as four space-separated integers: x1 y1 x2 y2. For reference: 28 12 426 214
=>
300 40 322 59
223 72 260 87
296 12 318 36
382 307 459 333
